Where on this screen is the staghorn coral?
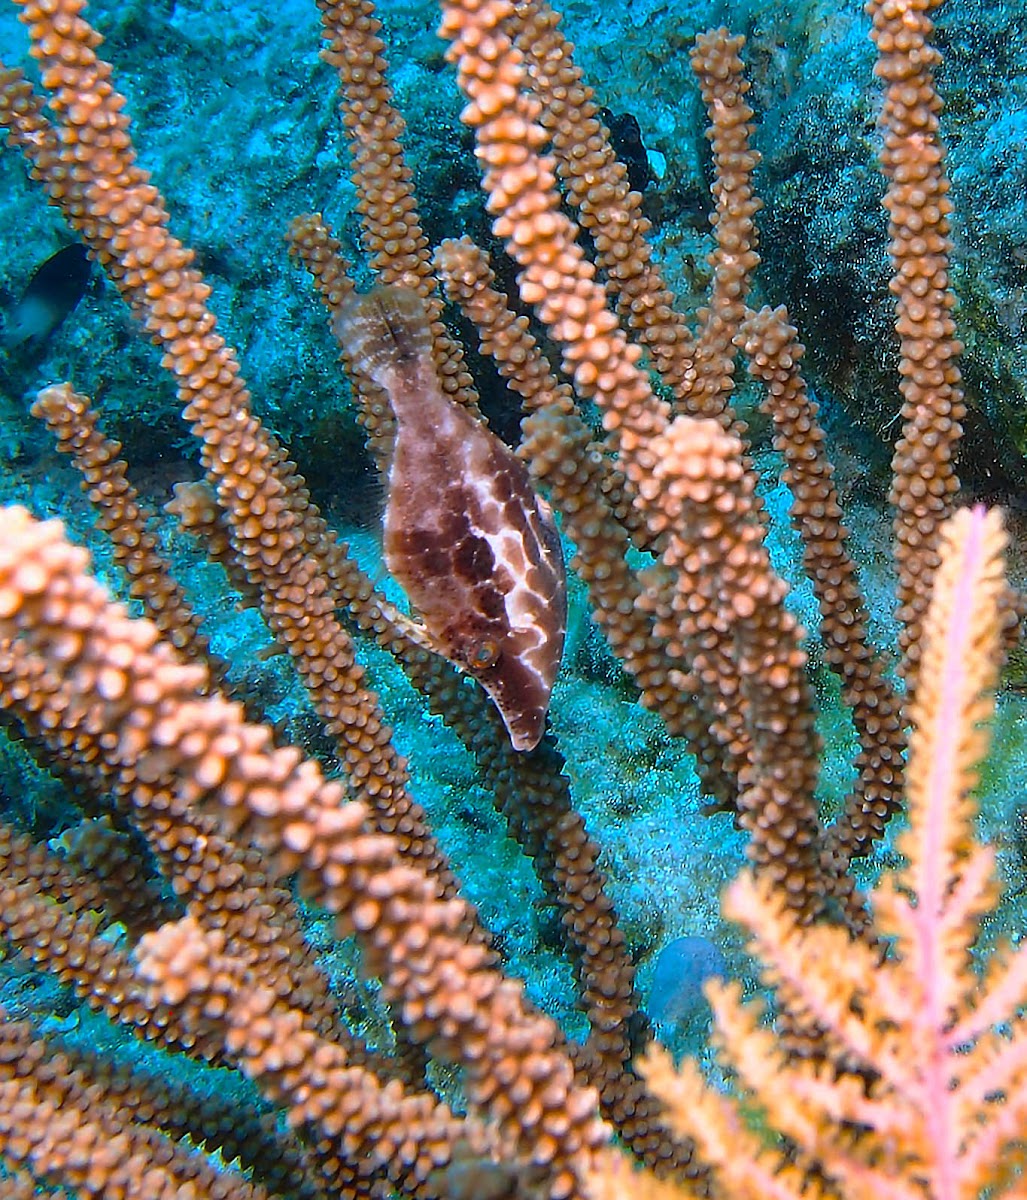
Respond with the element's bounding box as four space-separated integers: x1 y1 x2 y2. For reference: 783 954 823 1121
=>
590 505 1027 1199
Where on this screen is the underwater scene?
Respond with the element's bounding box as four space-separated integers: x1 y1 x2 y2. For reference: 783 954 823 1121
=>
0 0 1026 1194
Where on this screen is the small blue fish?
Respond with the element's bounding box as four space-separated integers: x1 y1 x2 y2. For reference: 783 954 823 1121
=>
2 243 91 353
335 287 566 751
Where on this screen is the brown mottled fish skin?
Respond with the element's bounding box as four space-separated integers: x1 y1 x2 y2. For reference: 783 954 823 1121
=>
335 287 566 752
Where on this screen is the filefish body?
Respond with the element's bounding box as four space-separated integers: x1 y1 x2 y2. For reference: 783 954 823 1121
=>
335 287 566 752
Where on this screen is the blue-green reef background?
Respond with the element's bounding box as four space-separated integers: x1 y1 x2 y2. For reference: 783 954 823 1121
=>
0 0 1025 1074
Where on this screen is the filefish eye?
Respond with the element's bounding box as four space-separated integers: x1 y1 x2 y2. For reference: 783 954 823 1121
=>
470 640 500 669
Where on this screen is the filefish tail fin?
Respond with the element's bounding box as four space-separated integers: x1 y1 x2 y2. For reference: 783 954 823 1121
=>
333 286 434 388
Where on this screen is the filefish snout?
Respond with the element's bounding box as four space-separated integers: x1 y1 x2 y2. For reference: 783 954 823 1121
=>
335 287 566 752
